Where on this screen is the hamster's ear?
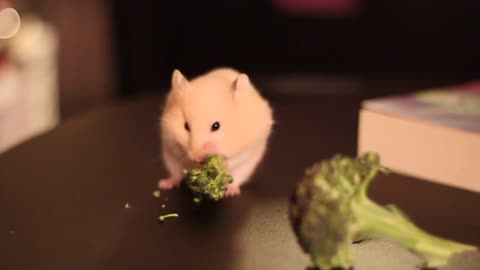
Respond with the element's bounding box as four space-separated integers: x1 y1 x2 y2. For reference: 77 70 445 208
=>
232 74 251 100
171 69 189 92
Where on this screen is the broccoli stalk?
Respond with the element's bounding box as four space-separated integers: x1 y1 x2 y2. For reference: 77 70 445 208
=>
183 154 233 203
289 152 477 270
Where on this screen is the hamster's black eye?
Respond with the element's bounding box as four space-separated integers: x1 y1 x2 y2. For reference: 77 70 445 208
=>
184 122 190 132
211 121 220 132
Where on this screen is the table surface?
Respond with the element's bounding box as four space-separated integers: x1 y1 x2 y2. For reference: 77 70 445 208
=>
0 89 479 270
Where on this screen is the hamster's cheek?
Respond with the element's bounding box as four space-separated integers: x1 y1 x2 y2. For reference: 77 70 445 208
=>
218 143 235 159
170 128 188 150
178 135 190 151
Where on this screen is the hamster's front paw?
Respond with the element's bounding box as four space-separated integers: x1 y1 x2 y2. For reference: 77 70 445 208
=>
224 184 241 197
158 177 181 190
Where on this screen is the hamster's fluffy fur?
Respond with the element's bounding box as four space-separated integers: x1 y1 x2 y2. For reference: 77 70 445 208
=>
158 67 274 196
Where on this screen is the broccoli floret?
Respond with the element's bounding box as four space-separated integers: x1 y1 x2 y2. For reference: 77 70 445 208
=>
289 152 477 270
183 154 233 203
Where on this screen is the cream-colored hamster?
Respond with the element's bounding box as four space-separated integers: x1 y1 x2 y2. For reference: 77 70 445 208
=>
158 67 274 196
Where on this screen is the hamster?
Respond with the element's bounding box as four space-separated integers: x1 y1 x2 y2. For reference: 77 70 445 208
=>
157 67 274 196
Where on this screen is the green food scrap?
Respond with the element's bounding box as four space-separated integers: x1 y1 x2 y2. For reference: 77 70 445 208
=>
289 152 477 270
152 190 161 198
159 213 179 222
183 154 233 203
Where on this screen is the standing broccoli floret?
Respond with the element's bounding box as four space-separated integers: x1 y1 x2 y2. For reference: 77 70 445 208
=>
289 152 477 270
183 154 233 203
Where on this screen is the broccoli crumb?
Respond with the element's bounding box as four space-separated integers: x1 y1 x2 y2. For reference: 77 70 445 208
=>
159 213 179 222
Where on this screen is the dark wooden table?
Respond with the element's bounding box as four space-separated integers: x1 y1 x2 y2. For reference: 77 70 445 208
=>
0 88 479 270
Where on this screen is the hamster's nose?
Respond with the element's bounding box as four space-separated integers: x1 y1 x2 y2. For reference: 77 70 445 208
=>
203 141 217 152
190 152 206 163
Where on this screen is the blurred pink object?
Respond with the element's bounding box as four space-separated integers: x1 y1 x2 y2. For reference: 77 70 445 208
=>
0 14 59 154
272 0 361 16
0 0 14 6
458 81 480 93
0 63 25 152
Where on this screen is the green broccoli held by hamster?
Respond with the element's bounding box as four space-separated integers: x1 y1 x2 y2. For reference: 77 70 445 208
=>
289 152 477 270
183 154 233 203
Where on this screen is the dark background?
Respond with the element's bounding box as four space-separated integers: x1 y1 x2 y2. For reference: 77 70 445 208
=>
111 0 480 99
2 2 480 268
